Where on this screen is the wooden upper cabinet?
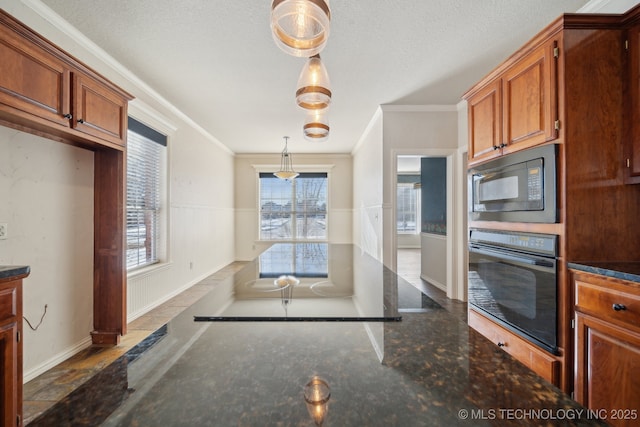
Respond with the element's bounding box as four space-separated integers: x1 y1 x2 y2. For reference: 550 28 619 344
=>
0 23 72 129
502 40 557 154
626 23 640 184
467 79 502 164
0 10 132 149
464 38 558 166
73 73 128 147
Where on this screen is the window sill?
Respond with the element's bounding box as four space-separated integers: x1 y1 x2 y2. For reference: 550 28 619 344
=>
127 262 172 279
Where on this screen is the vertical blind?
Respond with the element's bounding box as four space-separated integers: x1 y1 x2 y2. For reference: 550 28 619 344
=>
126 118 166 270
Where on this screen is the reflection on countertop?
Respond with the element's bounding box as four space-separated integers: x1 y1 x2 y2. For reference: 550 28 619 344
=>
28 245 604 426
194 243 403 321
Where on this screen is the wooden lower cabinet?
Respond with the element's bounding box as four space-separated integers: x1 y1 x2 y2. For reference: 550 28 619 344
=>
468 309 560 386
0 273 26 427
573 271 640 426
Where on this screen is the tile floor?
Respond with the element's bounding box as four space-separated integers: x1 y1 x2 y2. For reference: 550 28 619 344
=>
22 248 466 425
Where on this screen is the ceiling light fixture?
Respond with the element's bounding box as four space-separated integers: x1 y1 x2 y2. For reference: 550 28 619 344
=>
270 0 331 57
303 109 329 142
274 136 299 180
296 54 331 110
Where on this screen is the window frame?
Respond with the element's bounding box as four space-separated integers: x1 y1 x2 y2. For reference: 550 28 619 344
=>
255 165 333 243
396 176 421 235
126 116 169 273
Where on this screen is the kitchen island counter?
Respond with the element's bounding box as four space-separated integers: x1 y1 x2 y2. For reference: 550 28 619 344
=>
30 245 603 426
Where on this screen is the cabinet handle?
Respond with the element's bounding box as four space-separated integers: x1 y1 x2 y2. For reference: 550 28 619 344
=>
612 303 627 311
492 145 500 150
63 113 72 119
77 118 84 124
497 342 505 347
500 143 507 148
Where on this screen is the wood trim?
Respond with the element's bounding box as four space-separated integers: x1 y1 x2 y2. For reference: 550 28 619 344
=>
93 148 126 342
468 309 561 386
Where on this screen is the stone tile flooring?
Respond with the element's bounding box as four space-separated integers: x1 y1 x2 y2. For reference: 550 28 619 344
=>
22 249 466 425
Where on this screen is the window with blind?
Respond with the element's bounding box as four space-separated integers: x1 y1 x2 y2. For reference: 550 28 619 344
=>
259 172 328 241
126 118 167 270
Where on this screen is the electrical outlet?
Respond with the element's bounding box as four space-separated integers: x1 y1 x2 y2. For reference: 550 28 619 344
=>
0 223 7 240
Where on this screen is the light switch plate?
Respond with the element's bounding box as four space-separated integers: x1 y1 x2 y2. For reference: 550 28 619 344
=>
0 223 7 240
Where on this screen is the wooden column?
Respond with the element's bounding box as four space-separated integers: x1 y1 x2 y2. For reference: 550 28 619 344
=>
92 148 126 345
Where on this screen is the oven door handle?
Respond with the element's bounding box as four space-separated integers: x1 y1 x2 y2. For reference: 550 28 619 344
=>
469 246 555 269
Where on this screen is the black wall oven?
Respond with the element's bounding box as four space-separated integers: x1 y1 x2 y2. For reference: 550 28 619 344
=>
468 229 558 354
469 144 557 223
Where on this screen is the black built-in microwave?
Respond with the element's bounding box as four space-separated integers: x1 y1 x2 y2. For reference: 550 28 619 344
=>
468 144 558 223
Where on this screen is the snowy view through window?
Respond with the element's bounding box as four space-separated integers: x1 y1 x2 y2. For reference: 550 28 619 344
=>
260 173 327 240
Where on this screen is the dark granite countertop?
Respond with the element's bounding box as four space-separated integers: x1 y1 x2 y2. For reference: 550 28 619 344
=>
568 262 640 284
0 265 30 280
30 245 604 426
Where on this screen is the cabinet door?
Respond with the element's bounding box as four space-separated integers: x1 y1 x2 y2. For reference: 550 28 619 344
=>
502 40 558 153
0 322 19 427
73 73 128 147
575 312 640 426
626 24 640 184
0 24 71 128
467 79 502 165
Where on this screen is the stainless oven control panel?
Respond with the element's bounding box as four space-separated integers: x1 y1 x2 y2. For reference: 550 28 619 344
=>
469 229 557 257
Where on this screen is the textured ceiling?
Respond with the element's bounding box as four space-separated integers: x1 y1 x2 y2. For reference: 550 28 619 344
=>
36 0 589 154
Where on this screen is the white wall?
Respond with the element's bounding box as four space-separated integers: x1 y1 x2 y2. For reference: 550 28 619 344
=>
352 109 384 261
234 153 352 261
456 100 469 301
0 128 95 374
0 1 235 380
381 106 459 292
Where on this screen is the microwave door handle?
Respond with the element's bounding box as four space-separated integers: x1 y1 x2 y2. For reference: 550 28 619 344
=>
469 246 554 269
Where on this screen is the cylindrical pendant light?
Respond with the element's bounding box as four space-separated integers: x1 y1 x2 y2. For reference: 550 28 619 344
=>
296 54 331 110
303 109 329 142
270 0 331 58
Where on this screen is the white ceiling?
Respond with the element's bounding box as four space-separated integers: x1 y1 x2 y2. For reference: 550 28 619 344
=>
36 0 591 154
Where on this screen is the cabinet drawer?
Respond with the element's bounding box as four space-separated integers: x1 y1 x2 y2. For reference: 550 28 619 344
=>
469 309 560 385
575 278 640 332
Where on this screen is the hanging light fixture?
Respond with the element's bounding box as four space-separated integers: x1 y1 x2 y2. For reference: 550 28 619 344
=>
303 109 329 142
270 0 331 57
296 54 331 110
274 274 299 317
274 136 299 180
304 376 331 426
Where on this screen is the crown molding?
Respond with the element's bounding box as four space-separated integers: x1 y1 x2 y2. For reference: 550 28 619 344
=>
20 0 234 156
380 104 458 112
351 106 383 155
